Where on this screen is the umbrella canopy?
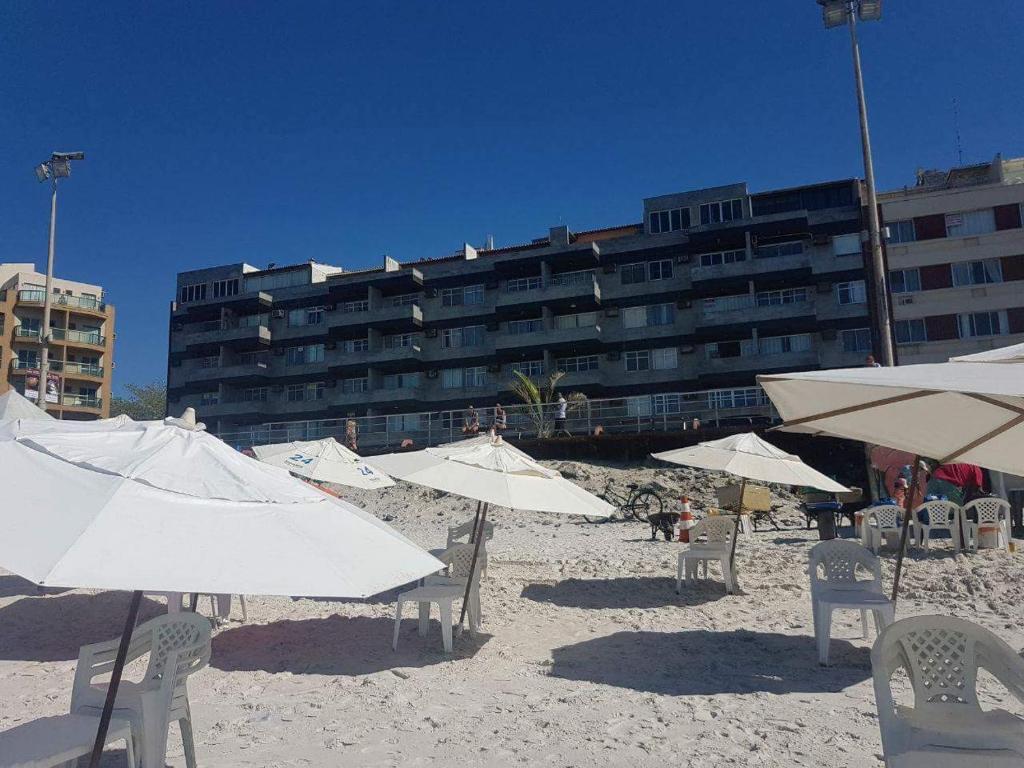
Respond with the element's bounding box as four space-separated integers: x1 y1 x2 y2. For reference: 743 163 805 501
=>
252 437 395 490
0 416 442 597
366 437 613 517
758 353 1024 476
0 388 54 422
652 433 849 492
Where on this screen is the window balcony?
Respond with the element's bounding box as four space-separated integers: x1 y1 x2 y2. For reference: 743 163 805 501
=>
18 290 106 313
178 319 271 352
51 328 107 347
496 272 601 309
61 394 102 410
327 302 423 334
698 294 816 326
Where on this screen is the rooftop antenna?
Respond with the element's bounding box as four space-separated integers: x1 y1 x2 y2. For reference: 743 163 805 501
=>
952 97 964 166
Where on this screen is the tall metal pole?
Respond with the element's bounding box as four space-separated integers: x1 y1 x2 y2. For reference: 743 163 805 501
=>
846 5 895 366
38 177 58 412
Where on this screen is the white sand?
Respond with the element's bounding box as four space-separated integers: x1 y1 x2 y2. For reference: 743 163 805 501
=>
1 459 1022 767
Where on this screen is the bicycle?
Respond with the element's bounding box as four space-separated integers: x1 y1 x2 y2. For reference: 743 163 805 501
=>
584 479 664 524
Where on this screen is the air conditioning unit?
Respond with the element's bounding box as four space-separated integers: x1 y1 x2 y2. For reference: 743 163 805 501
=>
602 263 616 274
604 307 619 317
425 328 438 338
896 295 914 306
426 369 438 379
272 310 286 319
607 350 621 361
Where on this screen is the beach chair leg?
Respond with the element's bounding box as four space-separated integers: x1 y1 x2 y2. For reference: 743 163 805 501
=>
392 600 404 651
180 716 197 768
722 557 735 594
439 600 453 653
861 610 870 639
239 594 248 623
125 729 138 768
676 556 684 594
818 605 833 665
417 601 430 637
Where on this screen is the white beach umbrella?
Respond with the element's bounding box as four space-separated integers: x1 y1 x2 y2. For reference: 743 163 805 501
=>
0 388 54 422
652 433 849 574
758 342 1024 602
0 411 442 764
367 436 613 626
252 437 395 490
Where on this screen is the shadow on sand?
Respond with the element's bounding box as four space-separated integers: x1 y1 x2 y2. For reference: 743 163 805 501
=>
212 614 491 674
521 576 726 610
0 592 167 662
0 574 51 599
550 629 871 696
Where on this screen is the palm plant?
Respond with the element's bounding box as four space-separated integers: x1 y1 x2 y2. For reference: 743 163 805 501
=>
510 370 584 437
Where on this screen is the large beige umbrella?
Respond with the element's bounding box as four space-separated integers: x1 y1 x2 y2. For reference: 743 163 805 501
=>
652 432 849 575
0 388 54 422
252 437 395 489
759 342 1024 602
368 435 613 626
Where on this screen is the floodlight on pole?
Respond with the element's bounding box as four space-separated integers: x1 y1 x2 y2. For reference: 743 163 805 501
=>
33 151 85 413
815 0 895 367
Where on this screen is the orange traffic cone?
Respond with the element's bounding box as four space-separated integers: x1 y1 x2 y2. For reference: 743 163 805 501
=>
679 497 694 542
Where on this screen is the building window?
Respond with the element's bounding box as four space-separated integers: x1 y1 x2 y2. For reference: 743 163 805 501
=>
755 241 804 260
958 311 1007 339
442 284 485 306
624 350 650 372
238 387 268 402
890 269 921 294
341 299 369 313
835 280 867 305
197 355 219 369
708 387 767 409
441 366 488 389
554 311 598 329
951 259 1003 287
756 288 807 306
238 351 268 367
511 360 543 377
212 279 239 299
442 325 485 348
699 198 744 225
284 344 325 366
699 249 746 267
840 328 872 353
652 394 682 415
946 209 996 238
895 319 927 344
198 391 219 406
243 270 307 293
885 220 916 244
179 283 207 303
341 377 368 394
759 334 811 355
506 276 542 293
651 347 678 369
384 333 416 349
508 318 543 335
622 303 675 329
706 339 753 359
391 293 420 306
649 207 691 234
342 338 369 353
288 306 325 326
648 260 673 280
383 372 420 390
287 382 325 402
620 263 647 285
556 355 600 373
832 233 861 257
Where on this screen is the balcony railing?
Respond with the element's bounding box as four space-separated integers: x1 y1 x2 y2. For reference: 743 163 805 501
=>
18 290 104 311
51 328 106 346
15 327 41 339
62 394 102 409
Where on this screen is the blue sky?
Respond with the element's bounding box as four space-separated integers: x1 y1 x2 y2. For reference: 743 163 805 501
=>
1 1 1021 391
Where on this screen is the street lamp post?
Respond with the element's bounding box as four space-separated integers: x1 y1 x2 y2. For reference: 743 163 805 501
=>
817 0 895 366
34 152 85 413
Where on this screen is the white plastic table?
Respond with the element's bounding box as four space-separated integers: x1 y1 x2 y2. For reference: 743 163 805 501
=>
0 713 136 767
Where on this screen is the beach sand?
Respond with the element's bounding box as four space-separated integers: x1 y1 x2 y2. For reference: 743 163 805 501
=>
1 459 1021 767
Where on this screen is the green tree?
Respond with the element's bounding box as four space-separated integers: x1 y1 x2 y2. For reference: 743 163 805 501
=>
509 370 585 437
110 380 167 421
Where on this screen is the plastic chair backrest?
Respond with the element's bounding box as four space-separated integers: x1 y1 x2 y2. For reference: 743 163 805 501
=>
691 516 735 545
962 497 1010 526
440 543 481 581
446 519 495 547
916 500 959 526
864 505 901 530
137 613 212 685
809 539 881 591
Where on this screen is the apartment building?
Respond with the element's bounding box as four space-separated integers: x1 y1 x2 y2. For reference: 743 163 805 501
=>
0 263 115 418
880 154 1024 364
167 178 876 441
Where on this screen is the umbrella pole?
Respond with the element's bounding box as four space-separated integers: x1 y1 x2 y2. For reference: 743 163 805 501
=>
88 589 143 768
469 500 483 543
728 478 746 583
891 456 922 605
458 502 487 631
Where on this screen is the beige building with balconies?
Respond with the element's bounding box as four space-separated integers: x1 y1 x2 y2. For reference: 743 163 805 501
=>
880 154 1024 364
0 263 115 418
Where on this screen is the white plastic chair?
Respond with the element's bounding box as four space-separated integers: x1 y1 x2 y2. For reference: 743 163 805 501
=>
871 615 1024 766
962 498 1012 553
809 539 895 666
154 591 248 622
71 612 212 768
0 713 136 767
862 505 904 554
676 516 738 595
914 500 962 553
446 518 494 578
393 543 482 653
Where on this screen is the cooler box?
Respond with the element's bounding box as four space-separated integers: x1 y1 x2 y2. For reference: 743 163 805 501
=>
716 483 771 512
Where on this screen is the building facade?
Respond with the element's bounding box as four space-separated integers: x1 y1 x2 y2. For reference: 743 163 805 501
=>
167 178 877 442
0 263 115 418
880 154 1024 364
